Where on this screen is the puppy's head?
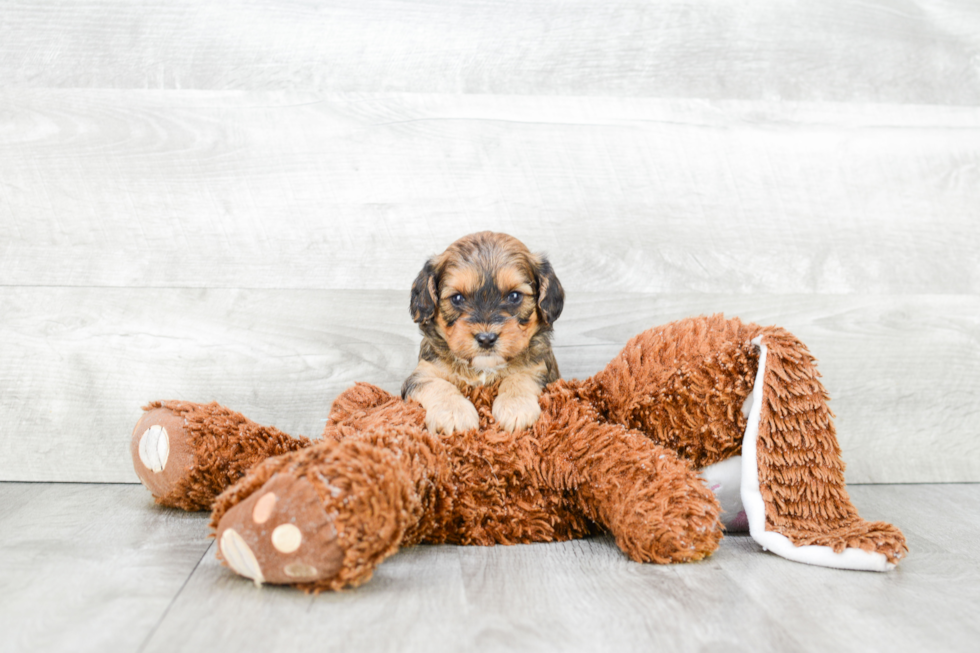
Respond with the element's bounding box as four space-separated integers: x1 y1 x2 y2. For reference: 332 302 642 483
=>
410 232 563 371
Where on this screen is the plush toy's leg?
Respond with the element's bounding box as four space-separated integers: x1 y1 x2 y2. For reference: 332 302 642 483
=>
535 388 724 564
210 411 449 592
130 401 311 511
743 327 908 570
585 315 759 470
586 315 907 570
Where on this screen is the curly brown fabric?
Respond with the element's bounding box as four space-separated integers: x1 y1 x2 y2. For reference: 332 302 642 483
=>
752 326 906 561
143 400 311 511
581 315 906 563
135 315 906 591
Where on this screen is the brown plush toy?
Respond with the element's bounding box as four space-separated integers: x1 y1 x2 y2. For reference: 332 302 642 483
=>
131 315 906 592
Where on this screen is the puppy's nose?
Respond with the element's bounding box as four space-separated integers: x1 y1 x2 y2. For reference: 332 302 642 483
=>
475 332 498 348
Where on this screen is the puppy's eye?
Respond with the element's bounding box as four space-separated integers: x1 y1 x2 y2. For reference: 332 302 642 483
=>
506 291 523 304
450 293 465 307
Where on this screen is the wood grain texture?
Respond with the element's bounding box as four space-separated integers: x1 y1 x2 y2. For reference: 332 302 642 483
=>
854 483 980 564
142 538 802 653
0 483 212 653
2 1 977 489
710 484 980 653
1 2 976 649
1 288 976 484
2 483 974 653
136 483 978 653
1 91 977 293
2 1 980 104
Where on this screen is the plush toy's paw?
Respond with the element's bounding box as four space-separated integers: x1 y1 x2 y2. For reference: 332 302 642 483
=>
215 473 345 586
130 407 198 506
642 475 724 564
491 392 541 432
211 438 424 591
424 394 479 434
592 442 724 565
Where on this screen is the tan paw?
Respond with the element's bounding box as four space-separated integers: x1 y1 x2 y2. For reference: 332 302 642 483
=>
215 473 344 586
492 392 541 432
424 394 479 434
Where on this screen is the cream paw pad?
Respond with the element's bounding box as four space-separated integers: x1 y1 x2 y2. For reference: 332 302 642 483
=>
130 407 197 501
215 473 344 586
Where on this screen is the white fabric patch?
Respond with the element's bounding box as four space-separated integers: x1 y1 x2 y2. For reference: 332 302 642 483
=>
740 336 894 572
740 390 754 419
220 528 265 586
700 456 746 531
138 425 169 473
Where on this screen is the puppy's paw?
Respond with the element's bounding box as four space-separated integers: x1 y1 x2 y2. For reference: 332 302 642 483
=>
424 394 480 434
492 392 542 432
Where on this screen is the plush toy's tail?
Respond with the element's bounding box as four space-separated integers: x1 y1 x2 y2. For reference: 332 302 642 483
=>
587 315 907 571
742 328 907 571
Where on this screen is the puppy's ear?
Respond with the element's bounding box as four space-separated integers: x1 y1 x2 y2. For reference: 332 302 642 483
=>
534 256 564 325
410 259 439 324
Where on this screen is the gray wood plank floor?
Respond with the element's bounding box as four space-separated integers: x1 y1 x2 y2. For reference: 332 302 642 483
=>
1 482 976 653
0 483 211 653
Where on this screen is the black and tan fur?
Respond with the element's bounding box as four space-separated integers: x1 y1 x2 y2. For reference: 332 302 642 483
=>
402 232 564 433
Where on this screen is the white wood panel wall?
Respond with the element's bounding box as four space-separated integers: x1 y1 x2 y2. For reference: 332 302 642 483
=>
1 0 978 483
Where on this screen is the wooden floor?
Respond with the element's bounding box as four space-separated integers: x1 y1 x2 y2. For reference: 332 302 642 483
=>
1 482 976 653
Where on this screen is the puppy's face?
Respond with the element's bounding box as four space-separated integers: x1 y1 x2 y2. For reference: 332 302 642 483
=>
410 232 563 372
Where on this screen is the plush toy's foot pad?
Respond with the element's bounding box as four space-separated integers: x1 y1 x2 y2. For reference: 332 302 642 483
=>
215 473 344 586
131 407 197 502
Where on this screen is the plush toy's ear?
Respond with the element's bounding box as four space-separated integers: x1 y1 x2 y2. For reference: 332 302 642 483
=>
534 255 564 326
409 259 439 324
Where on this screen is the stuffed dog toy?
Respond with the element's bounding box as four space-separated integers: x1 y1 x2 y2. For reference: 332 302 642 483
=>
131 234 906 592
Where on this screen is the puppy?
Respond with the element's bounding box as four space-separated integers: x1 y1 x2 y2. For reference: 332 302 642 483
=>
402 232 564 434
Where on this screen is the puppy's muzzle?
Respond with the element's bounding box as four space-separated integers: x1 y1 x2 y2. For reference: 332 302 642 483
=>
475 332 498 349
